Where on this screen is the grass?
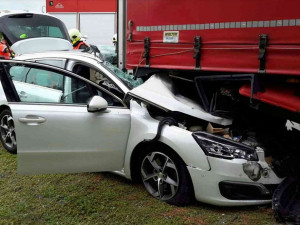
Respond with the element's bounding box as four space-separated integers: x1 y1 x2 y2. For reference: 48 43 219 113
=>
0 147 281 225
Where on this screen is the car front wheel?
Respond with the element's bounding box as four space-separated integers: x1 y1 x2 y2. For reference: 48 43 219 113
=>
0 110 17 154
139 149 194 206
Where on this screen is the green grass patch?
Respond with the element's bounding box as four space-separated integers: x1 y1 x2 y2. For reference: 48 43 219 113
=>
0 148 281 225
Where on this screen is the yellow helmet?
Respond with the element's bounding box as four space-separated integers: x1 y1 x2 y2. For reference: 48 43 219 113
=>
68 28 82 44
112 34 117 44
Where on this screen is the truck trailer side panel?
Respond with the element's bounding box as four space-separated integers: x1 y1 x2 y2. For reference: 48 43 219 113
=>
126 0 300 75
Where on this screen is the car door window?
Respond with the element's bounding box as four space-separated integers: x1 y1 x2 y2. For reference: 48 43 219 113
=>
6 64 88 104
71 64 124 106
9 66 64 103
5 63 124 106
61 76 91 104
26 68 64 91
72 64 124 97
9 66 29 82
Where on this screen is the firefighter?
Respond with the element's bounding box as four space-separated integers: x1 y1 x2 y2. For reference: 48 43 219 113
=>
112 34 117 46
68 28 89 50
0 35 11 59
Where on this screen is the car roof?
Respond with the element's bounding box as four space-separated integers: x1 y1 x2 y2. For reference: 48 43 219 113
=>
15 50 104 64
0 10 54 18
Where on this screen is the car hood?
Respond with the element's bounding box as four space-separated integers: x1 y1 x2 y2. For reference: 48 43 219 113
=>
128 75 232 126
11 38 73 55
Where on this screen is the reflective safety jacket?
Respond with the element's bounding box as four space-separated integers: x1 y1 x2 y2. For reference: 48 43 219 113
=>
0 43 10 59
73 41 89 50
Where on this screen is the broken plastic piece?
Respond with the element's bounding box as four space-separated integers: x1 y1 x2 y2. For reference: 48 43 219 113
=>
97 45 117 64
206 122 228 135
189 126 203 132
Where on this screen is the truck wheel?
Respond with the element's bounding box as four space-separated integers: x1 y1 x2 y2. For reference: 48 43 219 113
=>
0 110 17 154
139 149 194 206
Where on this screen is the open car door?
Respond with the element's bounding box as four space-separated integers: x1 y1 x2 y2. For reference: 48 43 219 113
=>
0 60 131 174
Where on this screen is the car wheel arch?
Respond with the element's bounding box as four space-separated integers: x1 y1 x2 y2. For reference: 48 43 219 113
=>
129 140 195 204
129 141 192 182
0 105 10 114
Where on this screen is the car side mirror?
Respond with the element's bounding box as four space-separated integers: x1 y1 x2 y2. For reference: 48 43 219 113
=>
87 96 108 112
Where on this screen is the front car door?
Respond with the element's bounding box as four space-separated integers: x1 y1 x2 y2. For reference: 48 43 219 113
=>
0 60 131 174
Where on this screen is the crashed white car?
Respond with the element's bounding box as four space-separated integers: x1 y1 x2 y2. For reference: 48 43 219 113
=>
0 10 283 207
0 47 282 206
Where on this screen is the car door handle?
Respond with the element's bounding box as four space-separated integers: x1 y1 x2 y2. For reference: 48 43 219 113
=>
19 116 46 124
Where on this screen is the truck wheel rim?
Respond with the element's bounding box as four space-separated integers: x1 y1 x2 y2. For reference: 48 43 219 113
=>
141 152 179 201
1 115 16 149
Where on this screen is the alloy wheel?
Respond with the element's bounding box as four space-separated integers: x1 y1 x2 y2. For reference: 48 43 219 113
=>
141 152 179 201
1 114 16 149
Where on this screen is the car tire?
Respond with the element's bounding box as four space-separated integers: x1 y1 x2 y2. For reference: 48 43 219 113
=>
0 110 17 154
139 147 194 206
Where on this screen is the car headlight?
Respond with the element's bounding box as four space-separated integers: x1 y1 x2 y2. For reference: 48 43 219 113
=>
192 132 258 161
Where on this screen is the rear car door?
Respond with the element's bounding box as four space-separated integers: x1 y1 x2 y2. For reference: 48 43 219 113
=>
0 60 131 174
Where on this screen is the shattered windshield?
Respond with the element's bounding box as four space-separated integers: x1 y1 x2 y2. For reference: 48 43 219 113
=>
97 45 117 64
102 61 143 89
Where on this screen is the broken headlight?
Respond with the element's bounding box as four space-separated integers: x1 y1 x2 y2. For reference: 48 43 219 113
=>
192 132 258 161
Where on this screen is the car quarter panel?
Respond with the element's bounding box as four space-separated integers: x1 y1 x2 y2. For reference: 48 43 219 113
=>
123 100 211 179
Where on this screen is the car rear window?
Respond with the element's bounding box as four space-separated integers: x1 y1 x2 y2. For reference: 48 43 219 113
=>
1 13 69 44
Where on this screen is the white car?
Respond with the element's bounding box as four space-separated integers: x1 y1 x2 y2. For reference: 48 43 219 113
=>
0 10 283 207
0 51 282 206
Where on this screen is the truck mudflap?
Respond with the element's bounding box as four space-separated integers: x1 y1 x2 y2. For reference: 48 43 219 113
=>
273 177 300 224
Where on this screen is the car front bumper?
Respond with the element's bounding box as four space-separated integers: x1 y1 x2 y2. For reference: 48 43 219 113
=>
188 156 283 206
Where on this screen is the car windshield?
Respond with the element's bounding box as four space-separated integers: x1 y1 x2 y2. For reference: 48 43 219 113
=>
102 61 143 90
0 13 69 45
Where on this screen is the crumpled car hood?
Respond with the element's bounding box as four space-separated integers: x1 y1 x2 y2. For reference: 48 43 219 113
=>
11 38 72 55
128 75 232 126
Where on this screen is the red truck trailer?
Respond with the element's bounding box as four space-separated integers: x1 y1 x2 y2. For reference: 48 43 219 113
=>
118 1 300 221
121 0 300 75
118 0 300 112
118 0 300 120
